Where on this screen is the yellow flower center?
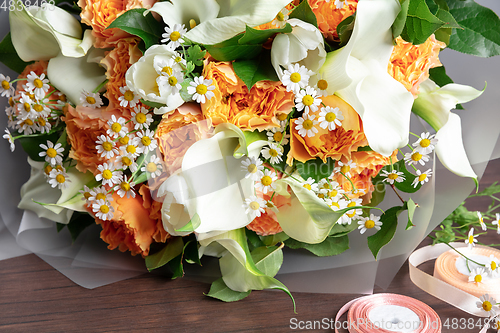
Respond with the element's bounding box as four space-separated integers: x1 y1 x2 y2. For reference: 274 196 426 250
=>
475 274 482 283
318 193 325 198
119 136 129 145
303 184 312 190
189 19 197 29
491 261 497 271
325 112 336 122
100 204 110 214
269 149 278 157
86 96 96 105
365 220 375 229
468 235 474 244
46 147 57 158
34 104 43 112
124 90 135 101
44 165 53 175
388 173 399 180
420 138 431 148
482 301 492 311
122 156 132 166
141 136 151 146
170 31 181 41
302 119 314 130
340 165 350 174
196 84 208 95
317 79 328 90
121 182 131 192
56 165 64 171
347 201 357 218
102 170 113 180
168 76 178 86
83 192 91 199
330 202 340 209
1 80 9 90
247 163 257 173
111 122 122 133
174 56 183 63
162 66 173 76
102 142 113 151
273 131 283 142
24 118 33 126
135 112 146 124
96 193 106 201
277 113 288 121
302 95 314 106
126 145 137 154
261 175 273 186
146 162 157 173
8 97 14 107
249 201 260 210
290 72 301 83
418 174 427 182
59 94 67 102
56 174 66 183
34 78 44 89
276 12 285 21
24 102 31 112
411 152 422 161
329 189 338 197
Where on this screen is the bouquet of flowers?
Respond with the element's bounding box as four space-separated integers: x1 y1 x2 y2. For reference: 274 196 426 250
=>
1 0 499 304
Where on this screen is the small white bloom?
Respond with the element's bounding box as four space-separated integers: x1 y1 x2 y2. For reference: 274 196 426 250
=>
26 72 50 100
131 106 153 130
118 86 140 108
326 198 347 213
411 168 432 188
39 141 64 165
318 106 343 130
243 195 267 220
88 186 113 204
465 228 478 250
314 74 329 97
92 199 115 221
335 159 357 178
241 156 264 181
324 181 345 201
301 177 318 192
187 76 215 103
79 185 93 203
141 154 163 179
0 74 15 97
3 129 15 152
267 127 289 145
17 93 34 115
405 150 430 166
469 267 487 284
31 99 51 118
477 211 487 231
487 255 499 277
381 169 405 185
161 23 187 50
476 294 498 317
95 163 123 187
48 167 70 190
272 7 289 28
281 63 313 94
171 52 187 66
295 113 318 138
95 134 119 159
115 153 139 172
295 86 321 114
413 132 438 155
157 70 184 96
16 116 37 135
115 175 136 198
106 115 128 139
119 136 143 159
493 213 500 234
358 214 382 234
137 129 158 153
261 143 283 164
339 198 363 225
80 90 103 109
255 169 278 194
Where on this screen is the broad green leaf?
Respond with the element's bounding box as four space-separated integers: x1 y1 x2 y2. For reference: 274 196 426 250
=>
246 229 266 250
329 220 358 238
405 198 417 230
174 213 201 233
337 14 355 47
207 278 251 302
285 235 349 257
107 8 162 50
238 24 292 45
433 8 462 44
260 232 289 247
401 0 445 45
367 205 404 259
233 51 278 90
447 0 500 57
367 179 386 209
180 77 194 102
183 239 202 266
168 253 184 279
296 158 336 183
428 66 453 87
251 245 283 277
288 0 317 27
185 45 206 67
392 0 409 38
204 34 262 62
0 33 33 73
140 99 165 109
357 146 373 152
145 236 184 271
65 211 95 242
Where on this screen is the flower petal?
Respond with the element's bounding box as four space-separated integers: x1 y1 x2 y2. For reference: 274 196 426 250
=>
147 0 220 28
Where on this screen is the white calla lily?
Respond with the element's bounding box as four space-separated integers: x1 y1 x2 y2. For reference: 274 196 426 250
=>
147 0 220 31
271 18 326 75
9 0 93 62
318 0 414 156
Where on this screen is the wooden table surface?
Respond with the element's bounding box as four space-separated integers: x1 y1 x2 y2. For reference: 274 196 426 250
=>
1 159 499 333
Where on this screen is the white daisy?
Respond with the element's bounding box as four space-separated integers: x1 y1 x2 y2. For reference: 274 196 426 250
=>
493 213 500 234
154 57 181 75
118 86 140 108
26 72 50 100
95 134 119 159
16 116 37 135
17 93 34 116
0 74 15 97
318 106 343 130
477 211 487 231
272 7 289 28
339 198 363 225
157 70 184 96
381 169 405 185
79 185 93 202
469 267 487 284
187 76 215 103
256 169 278 194
301 177 318 192
295 86 321 114
119 136 143 159
411 169 432 188
314 74 330 97
241 156 264 181
465 228 478 250
39 141 64 165
141 154 163 179
267 127 289 145
92 199 115 221
31 99 51 118
476 294 499 317
161 23 187 50
115 175 136 198
106 115 128 139
171 52 187 67
95 163 123 187
243 195 267 220
137 129 158 153
88 186 113 204
3 129 15 152
116 153 139 172
261 143 283 164
48 167 71 190
276 112 289 127
281 63 313 94
326 198 348 212
335 159 357 178
413 132 438 155
295 113 318 138
358 214 382 234
80 90 103 109
405 150 430 166
326 182 345 201
487 255 499 276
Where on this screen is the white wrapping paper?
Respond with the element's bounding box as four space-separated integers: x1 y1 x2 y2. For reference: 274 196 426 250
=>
1 1 500 292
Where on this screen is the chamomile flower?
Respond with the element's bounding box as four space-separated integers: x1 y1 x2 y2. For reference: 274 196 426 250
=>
80 90 103 108
161 23 187 50
3 129 15 152
88 186 113 203
276 112 289 127
335 159 357 178
95 135 119 159
413 132 438 155
381 169 405 184
187 76 215 103
261 143 283 164
241 156 264 181
281 63 313 94
118 86 140 108
96 163 122 187
31 99 51 118
301 177 318 192
79 185 93 202
48 167 70 190
295 86 321 114
324 182 345 201
477 211 487 231
295 113 318 138
17 93 34 115
171 52 187 66
488 255 499 276
119 136 142 159
0 74 15 97
469 267 487 284
318 106 343 130
16 116 37 135
411 169 432 188
465 228 478 250
115 175 136 198
476 294 498 317
267 127 289 145
137 129 158 153
405 150 430 166
142 155 163 179
157 70 184 95
339 198 363 225
256 169 278 194
493 213 500 234
106 115 128 139
26 72 50 100
243 195 267 220
39 141 64 165
116 153 139 172
92 199 115 221
154 57 181 75
358 214 382 234
272 7 289 28
326 198 347 212
314 74 329 97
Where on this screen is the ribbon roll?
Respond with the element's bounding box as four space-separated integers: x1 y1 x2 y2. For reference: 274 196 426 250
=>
335 293 441 333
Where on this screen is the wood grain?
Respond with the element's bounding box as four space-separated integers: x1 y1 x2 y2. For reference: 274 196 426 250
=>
1 159 499 333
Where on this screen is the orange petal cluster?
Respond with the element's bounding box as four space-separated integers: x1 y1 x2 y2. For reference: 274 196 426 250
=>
139 184 170 243
246 190 291 236
308 0 358 41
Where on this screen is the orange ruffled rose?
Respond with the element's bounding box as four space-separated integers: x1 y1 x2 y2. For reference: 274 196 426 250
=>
93 192 158 257
246 189 291 236
308 0 358 41
288 95 367 165
78 0 157 48
201 59 294 131
389 35 446 97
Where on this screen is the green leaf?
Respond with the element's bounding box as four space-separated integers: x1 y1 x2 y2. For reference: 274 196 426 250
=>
168 254 184 279
433 7 462 44
392 0 410 38
405 198 417 230
18 130 61 162
390 159 421 193
367 205 404 259
251 245 283 277
185 45 206 67
238 24 292 45
233 51 278 90
145 237 184 271
207 278 251 302
401 0 445 45
106 8 162 50
337 14 356 47
140 99 165 109
285 235 349 257
357 146 373 152
56 222 66 232
428 66 463 109
180 77 194 102
296 158 336 183
183 238 202 266
174 213 201 233
447 0 500 57
328 220 358 238
0 33 33 74
368 179 386 209
260 232 289 246
289 0 318 27
469 182 500 197
246 229 266 251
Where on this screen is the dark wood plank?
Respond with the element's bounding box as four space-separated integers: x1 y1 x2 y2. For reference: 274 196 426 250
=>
1 159 499 332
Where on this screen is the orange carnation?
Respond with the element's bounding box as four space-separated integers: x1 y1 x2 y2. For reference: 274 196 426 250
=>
308 0 358 41
201 60 294 131
389 35 446 97
288 95 367 164
246 190 291 236
78 0 157 48
139 184 170 243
